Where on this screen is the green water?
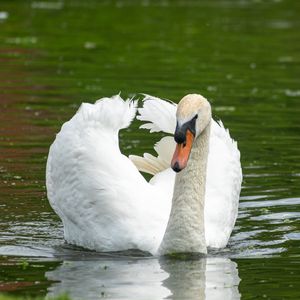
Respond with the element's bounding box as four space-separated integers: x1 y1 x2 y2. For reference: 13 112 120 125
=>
0 0 300 299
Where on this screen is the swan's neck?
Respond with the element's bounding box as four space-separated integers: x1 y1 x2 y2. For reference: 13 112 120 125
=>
159 122 211 255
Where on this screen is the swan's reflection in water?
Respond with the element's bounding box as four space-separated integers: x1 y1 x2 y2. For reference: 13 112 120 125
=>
160 257 240 300
46 257 240 300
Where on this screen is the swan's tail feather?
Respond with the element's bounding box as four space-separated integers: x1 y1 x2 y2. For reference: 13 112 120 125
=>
129 136 175 175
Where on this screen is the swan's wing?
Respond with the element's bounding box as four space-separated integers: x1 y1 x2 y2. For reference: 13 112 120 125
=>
205 120 242 248
130 95 177 174
129 136 176 175
46 95 168 254
137 94 177 134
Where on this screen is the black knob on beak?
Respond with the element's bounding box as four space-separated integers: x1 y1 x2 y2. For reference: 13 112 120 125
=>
174 124 186 144
174 115 197 144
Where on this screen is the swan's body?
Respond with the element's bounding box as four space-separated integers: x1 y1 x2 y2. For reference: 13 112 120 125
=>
46 94 242 255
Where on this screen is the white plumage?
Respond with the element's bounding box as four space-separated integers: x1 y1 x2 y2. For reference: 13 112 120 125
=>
46 94 242 255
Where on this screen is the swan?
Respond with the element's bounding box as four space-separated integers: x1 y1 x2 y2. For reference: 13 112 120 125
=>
46 94 242 255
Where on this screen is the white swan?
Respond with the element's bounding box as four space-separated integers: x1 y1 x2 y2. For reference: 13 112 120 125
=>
46 94 242 255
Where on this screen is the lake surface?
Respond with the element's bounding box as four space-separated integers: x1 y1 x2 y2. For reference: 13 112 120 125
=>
0 0 300 299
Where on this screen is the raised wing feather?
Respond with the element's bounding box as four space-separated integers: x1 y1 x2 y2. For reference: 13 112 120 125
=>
130 95 176 174
205 120 242 248
137 94 177 134
129 136 175 175
46 95 169 254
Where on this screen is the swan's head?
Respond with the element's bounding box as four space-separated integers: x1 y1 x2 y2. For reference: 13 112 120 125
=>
171 94 211 172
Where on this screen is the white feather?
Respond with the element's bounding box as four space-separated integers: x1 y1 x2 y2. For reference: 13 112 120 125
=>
205 120 242 248
129 136 175 175
47 95 170 254
137 94 177 134
46 94 242 254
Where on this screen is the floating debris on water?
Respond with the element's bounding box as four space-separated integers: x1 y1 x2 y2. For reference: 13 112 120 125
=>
0 11 9 21
31 1 64 10
207 85 217 92
6 36 38 45
84 42 97 50
278 56 293 63
284 89 300 97
215 106 236 112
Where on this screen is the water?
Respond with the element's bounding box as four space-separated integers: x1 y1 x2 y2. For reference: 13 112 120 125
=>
0 0 300 299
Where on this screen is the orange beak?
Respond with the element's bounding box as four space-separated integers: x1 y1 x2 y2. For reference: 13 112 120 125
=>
171 129 194 172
